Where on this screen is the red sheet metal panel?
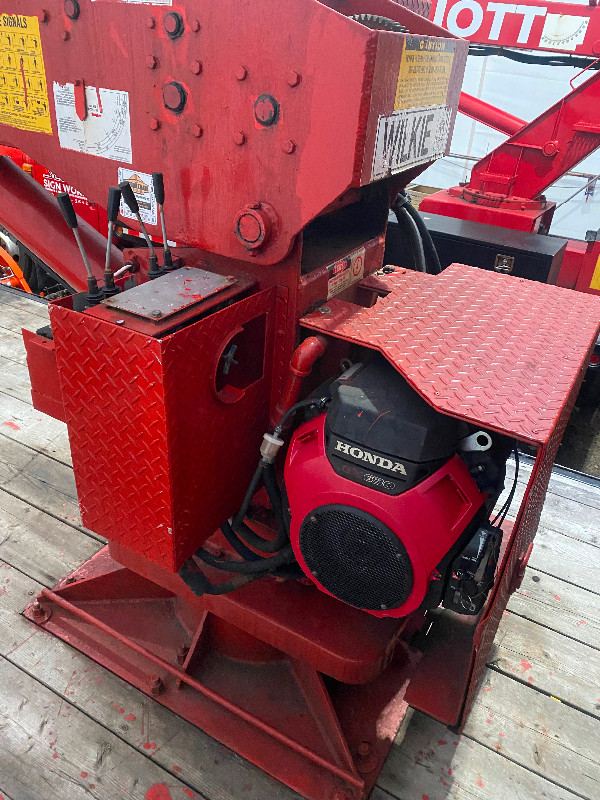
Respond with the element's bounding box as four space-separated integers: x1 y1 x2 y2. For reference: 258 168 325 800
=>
300 262 600 445
50 287 276 572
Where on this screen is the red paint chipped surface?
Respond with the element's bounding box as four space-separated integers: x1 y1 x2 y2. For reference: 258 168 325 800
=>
554 595 560 600
143 741 157 750
422 795 430 800
145 785 173 800
499 732 505 737
125 713 136 721
3 420 20 430
81 772 88 778
183 790 194 798
438 739 447 745
53 752 59 759
477 779 484 787
528 676 534 683
173 766 181 772
448 769 453 775
521 659 532 670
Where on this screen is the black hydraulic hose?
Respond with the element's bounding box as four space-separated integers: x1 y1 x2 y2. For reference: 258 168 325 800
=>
231 461 265 531
195 543 295 574
221 522 265 561
179 560 260 596
234 464 289 554
391 198 427 273
400 194 442 275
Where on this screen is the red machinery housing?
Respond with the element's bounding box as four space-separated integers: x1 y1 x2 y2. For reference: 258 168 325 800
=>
2 2 599 800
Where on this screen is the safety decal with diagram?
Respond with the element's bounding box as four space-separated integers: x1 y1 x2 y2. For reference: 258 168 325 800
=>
0 13 52 135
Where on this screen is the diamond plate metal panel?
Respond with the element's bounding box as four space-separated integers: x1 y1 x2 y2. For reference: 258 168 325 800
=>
50 288 275 572
300 263 600 445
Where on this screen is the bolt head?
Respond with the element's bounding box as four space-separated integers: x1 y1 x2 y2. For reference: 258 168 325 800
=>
318 306 331 314
190 59 203 75
358 741 371 757
233 131 246 146
149 674 165 695
151 309 163 318
61 29 70 41
146 55 157 69
41 9 50 23
64 0 80 20
146 16 156 29
235 65 248 81
282 139 296 154
190 19 201 32
192 124 203 138
149 117 161 131
287 70 301 87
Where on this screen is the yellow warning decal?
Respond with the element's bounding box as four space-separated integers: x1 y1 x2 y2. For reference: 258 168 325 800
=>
0 14 52 134
589 252 600 291
395 38 455 112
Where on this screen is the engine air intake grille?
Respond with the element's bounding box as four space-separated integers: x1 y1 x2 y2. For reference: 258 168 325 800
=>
298 505 413 611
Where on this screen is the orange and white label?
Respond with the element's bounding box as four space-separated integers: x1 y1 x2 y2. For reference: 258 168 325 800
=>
327 247 365 300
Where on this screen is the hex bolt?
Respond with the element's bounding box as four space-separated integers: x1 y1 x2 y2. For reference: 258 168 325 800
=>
190 60 203 75
192 124 203 138
31 600 46 620
151 309 163 318
149 117 161 131
41 9 50 23
146 16 155 29
190 19 201 33
146 55 158 69
233 131 246 146
61 29 70 41
318 306 331 314
282 139 296 154
235 65 248 81
149 675 165 696
287 70 301 87
358 742 372 758
176 645 189 666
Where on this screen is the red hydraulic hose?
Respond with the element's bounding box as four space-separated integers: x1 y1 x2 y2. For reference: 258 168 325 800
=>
459 92 526 137
0 156 122 291
272 336 327 427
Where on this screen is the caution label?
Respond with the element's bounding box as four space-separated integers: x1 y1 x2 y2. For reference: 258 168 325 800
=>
117 168 157 226
0 14 52 134
395 38 455 112
327 247 365 300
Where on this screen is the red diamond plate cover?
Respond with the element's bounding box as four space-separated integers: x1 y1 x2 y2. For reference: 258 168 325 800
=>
301 262 600 727
50 288 275 572
300 263 600 445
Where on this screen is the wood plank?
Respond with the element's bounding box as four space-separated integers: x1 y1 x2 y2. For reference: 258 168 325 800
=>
0 488 100 585
377 708 580 800
0 357 34 405
0 434 80 527
0 657 199 800
464 669 600 800
0 393 71 465
0 562 300 800
491 611 600 719
506 458 600 514
0 301 48 336
0 288 49 319
509 568 600 649
528 527 600 593
0 326 26 364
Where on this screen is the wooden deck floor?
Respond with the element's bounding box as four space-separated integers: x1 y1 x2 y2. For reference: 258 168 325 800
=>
0 286 599 800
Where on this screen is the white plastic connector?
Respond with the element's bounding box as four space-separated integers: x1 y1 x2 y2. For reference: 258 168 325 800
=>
260 432 284 462
459 431 492 452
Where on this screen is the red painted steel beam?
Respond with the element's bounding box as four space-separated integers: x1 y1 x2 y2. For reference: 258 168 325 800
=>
464 68 600 202
0 156 122 292
459 92 525 136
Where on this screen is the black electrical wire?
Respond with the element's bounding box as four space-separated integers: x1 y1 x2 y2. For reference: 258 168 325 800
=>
221 521 265 561
179 560 261 596
391 196 427 273
273 395 330 437
492 445 520 527
399 193 442 275
195 543 295 574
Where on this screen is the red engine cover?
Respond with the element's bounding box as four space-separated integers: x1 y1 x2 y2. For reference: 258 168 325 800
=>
285 413 486 618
